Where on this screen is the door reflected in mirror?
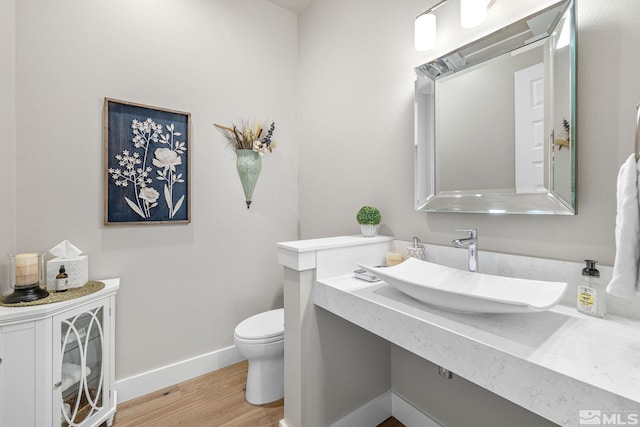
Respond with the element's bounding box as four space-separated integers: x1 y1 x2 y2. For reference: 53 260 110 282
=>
415 0 575 215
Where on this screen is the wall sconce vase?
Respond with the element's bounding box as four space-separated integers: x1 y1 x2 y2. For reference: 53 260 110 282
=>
236 149 262 209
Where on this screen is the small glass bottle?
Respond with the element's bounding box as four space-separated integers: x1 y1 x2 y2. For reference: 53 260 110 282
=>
576 260 605 318
56 265 69 292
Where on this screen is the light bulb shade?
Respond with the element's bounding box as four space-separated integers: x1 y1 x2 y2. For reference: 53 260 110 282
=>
460 0 488 28
415 13 437 51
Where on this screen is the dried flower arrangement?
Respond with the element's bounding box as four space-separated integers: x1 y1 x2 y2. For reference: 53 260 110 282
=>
213 120 276 156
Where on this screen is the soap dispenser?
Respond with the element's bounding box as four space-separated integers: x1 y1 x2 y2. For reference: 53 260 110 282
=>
577 260 605 318
406 237 426 260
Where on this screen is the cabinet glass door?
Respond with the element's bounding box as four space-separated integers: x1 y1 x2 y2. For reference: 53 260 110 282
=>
55 302 106 427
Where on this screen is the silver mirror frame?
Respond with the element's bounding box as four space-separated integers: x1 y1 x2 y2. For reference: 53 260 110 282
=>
414 0 576 215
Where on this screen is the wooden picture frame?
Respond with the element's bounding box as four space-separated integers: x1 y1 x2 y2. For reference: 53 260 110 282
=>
104 98 191 225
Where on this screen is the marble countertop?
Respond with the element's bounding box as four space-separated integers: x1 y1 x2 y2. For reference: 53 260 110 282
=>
314 274 640 425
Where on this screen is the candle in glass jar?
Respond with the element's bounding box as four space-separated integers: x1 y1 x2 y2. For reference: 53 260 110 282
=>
15 253 39 286
386 251 403 266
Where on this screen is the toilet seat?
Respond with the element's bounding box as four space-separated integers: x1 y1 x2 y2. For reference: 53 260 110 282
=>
234 308 284 343
234 334 283 345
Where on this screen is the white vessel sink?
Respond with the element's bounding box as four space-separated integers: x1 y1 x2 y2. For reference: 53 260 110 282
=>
358 258 568 314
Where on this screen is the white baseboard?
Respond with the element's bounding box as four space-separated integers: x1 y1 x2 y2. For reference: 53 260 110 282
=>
115 345 244 403
326 391 441 427
330 391 392 427
278 419 288 427
392 392 442 427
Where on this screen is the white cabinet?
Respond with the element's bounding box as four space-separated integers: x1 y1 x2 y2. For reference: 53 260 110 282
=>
0 279 119 427
0 321 39 426
54 298 114 426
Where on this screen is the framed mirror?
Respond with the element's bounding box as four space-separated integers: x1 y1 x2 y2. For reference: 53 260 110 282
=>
414 0 575 214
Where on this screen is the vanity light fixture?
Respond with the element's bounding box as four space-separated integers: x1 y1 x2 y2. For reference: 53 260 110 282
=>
415 12 437 51
415 0 496 51
415 0 447 52
460 0 495 28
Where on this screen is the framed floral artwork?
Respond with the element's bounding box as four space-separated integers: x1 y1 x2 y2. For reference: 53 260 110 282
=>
104 98 191 225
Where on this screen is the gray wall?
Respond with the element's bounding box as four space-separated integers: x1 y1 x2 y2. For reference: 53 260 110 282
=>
4 0 299 380
3 0 638 422
391 346 556 427
297 0 640 425
298 0 640 267
0 0 16 292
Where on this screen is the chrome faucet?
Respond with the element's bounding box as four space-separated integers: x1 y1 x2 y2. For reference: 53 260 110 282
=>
452 228 478 273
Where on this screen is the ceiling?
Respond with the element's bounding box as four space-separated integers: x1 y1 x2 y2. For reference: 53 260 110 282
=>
267 0 311 14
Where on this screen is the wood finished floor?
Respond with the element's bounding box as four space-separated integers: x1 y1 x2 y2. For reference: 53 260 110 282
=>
109 361 283 426
107 360 404 426
377 417 406 427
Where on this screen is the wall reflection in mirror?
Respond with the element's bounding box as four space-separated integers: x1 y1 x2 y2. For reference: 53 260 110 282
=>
414 0 575 214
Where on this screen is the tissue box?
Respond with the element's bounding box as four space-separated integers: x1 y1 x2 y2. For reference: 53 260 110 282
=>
47 256 88 290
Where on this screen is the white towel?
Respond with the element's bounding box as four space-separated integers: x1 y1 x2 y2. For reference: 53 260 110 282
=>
61 362 91 392
607 153 640 297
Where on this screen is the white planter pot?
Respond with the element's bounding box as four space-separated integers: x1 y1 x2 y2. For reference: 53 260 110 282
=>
360 224 379 237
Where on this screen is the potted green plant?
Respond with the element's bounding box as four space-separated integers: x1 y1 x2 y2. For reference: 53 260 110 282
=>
356 206 382 237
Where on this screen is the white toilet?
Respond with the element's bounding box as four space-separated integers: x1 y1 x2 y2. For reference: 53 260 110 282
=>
234 308 284 405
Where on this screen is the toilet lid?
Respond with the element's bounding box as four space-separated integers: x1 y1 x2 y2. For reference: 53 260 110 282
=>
235 308 284 341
